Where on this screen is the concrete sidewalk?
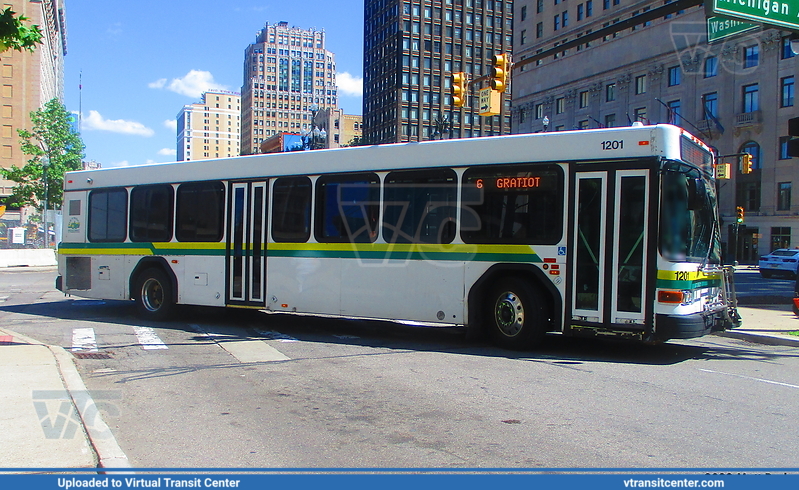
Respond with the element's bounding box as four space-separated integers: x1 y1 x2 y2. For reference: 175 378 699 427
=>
0 328 130 470
716 303 799 346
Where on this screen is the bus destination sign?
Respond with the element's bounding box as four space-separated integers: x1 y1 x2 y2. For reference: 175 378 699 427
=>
476 176 543 190
706 0 799 32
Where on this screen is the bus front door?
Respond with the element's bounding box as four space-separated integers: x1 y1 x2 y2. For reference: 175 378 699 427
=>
571 169 651 330
227 181 268 307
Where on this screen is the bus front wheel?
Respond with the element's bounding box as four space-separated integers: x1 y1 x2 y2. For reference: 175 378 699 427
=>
135 268 174 321
485 278 547 350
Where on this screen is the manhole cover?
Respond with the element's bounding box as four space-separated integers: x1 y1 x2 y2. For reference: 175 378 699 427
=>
73 351 113 359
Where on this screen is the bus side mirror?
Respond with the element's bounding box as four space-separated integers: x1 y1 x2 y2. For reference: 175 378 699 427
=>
687 178 704 210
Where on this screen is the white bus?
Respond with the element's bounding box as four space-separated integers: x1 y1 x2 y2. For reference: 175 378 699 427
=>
56 124 740 349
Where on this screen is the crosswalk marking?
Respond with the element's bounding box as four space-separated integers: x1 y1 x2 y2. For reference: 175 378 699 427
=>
132 326 168 350
71 328 98 352
190 324 290 363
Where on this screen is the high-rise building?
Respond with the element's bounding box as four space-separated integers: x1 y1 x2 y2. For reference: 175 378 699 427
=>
512 1 798 263
0 0 67 197
240 21 338 155
363 0 514 144
177 91 241 161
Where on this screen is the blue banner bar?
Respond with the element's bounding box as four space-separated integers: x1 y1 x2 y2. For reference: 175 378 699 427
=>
1 473 798 490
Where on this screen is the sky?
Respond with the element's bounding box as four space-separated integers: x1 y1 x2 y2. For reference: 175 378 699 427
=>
62 1 364 168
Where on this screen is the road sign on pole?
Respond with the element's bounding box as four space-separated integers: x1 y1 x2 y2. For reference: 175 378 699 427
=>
705 0 799 32
706 16 758 43
478 87 501 117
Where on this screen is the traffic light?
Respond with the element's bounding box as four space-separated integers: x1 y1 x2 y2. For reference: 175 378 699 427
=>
788 117 799 158
741 153 753 174
736 206 745 224
490 54 510 92
451 72 467 107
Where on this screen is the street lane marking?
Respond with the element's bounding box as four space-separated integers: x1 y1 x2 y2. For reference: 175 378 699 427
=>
190 324 289 363
132 326 168 350
71 328 98 352
699 368 799 390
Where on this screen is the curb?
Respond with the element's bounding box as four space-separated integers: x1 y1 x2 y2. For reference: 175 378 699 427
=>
715 330 799 347
0 327 131 469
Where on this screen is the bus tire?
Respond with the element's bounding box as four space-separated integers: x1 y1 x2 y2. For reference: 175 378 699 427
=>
134 268 174 321
486 278 548 350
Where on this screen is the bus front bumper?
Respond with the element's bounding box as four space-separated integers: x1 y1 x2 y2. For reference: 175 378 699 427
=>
655 309 732 340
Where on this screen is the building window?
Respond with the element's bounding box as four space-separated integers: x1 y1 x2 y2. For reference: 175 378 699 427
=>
742 84 759 113
554 15 560 31
667 100 681 126
578 4 584 20
587 0 593 16
537 0 544 14
704 56 718 78
604 113 616 127
521 5 527 20
778 183 792 211
772 227 791 250
781 76 794 108
562 11 569 27
535 103 544 119
782 36 797 60
536 22 543 38
780 136 792 160
743 45 759 68
579 91 589 108
556 98 565 114
634 107 647 123
606 83 616 102
635 75 647 95
702 92 718 119
668 66 680 87
520 30 527 45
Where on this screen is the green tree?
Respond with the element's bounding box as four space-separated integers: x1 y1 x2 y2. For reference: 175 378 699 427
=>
0 7 43 53
4 98 85 211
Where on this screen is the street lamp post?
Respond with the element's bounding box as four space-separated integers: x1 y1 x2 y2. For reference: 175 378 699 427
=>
41 154 49 248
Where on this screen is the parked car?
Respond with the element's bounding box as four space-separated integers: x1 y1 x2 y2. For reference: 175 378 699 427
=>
759 249 799 278
794 275 799 316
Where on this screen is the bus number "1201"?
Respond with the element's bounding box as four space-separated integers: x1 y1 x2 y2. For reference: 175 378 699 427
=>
601 140 624 150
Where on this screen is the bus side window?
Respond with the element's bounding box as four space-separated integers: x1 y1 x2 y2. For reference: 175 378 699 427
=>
272 176 312 242
176 181 225 242
130 184 174 242
383 168 457 244
88 188 128 243
315 173 380 243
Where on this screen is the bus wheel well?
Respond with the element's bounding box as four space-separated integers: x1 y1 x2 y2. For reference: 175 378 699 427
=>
130 258 178 303
467 265 561 341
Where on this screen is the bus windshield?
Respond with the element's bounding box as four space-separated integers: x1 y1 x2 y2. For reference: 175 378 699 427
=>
659 166 721 264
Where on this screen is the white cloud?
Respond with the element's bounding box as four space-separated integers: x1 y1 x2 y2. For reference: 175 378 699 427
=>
149 70 228 98
336 72 363 97
82 110 155 137
148 78 167 89
164 119 177 131
158 148 177 156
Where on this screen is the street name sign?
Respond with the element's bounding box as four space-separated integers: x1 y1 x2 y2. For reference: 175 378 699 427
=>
706 0 799 31
707 16 759 43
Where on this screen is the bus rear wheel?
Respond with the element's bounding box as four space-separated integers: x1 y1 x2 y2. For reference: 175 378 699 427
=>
486 278 548 350
135 268 174 321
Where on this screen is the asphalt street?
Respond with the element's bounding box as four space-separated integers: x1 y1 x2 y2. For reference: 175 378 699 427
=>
1 267 798 469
